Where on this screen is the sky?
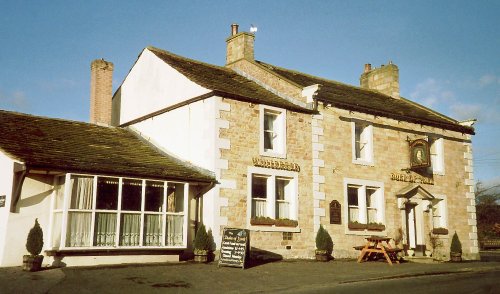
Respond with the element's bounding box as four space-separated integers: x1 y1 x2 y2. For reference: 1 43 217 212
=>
1 0 499 184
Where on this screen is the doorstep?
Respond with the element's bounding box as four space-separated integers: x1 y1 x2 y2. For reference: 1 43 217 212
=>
405 256 439 264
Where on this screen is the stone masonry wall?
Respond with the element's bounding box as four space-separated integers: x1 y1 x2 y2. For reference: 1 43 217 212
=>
218 99 315 258
319 104 478 260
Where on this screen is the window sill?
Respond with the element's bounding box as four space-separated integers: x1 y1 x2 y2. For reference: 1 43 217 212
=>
345 229 387 236
260 150 287 159
45 247 185 256
432 171 445 176
248 225 301 233
352 159 374 166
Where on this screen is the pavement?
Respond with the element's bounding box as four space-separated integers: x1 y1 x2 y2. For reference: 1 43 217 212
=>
1 258 499 294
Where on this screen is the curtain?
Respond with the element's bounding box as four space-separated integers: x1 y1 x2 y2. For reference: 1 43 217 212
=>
144 214 162 246
94 213 116 246
166 215 183 246
349 207 359 222
277 201 289 219
66 212 92 247
70 176 93 209
119 214 140 246
253 199 266 217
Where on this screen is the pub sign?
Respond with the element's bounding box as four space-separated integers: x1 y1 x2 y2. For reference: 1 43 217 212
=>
409 139 430 169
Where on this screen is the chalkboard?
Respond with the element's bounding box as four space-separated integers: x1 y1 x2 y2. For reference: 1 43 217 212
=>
329 200 341 224
218 228 250 269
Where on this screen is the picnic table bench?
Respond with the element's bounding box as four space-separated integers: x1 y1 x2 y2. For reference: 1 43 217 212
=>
356 236 400 265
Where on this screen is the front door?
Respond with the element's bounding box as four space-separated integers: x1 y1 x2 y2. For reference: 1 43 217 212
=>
405 203 417 248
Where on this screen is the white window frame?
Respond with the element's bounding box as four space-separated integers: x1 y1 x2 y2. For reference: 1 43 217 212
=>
48 173 189 250
431 195 448 229
260 105 287 158
428 136 445 175
343 178 385 235
247 166 299 232
351 120 374 165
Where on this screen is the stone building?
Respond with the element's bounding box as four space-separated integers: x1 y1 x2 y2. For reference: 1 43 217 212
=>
110 24 478 261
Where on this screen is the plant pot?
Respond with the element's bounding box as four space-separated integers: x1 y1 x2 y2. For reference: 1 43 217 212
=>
274 219 298 227
450 252 462 262
348 223 367 230
425 250 432 257
23 255 43 272
367 224 386 231
432 228 449 235
407 249 414 257
194 253 208 263
315 253 330 262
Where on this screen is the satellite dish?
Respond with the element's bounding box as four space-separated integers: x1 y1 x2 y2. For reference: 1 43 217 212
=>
250 24 258 33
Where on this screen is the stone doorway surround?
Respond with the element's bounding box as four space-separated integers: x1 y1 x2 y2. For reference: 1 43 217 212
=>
396 184 435 256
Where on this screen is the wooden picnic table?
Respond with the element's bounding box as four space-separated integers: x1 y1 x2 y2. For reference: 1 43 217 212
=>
356 236 401 265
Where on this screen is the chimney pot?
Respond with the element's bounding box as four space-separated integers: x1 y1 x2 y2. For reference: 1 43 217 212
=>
231 23 239 36
364 63 372 73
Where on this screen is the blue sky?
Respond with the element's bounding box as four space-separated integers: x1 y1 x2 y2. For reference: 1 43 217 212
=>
1 1 499 184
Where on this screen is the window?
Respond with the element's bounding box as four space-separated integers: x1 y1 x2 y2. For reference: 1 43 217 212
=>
260 105 286 157
429 137 444 174
432 197 447 229
344 178 384 232
51 174 188 250
351 120 373 164
248 167 297 224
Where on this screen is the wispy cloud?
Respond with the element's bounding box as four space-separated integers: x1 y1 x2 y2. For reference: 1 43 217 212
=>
410 78 455 108
479 74 500 87
450 102 500 123
0 90 29 111
37 78 77 92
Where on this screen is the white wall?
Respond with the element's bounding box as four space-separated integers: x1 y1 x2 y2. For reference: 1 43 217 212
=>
131 98 222 245
0 152 14 266
1 174 53 267
118 48 212 125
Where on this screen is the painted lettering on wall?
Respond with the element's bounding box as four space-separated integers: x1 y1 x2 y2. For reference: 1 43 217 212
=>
390 173 434 185
252 157 300 172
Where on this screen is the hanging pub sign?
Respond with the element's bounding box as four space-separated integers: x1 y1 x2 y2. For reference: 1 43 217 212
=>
409 139 431 169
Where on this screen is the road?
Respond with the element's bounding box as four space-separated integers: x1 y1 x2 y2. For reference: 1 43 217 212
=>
290 270 500 294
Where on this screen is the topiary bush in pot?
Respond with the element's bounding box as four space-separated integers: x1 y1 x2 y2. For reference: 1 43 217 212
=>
23 219 44 271
450 231 462 262
194 223 211 263
315 225 333 261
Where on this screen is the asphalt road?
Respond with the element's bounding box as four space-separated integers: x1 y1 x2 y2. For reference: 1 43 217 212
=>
294 270 500 294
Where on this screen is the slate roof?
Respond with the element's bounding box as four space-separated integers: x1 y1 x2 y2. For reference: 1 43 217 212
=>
146 46 315 114
0 110 215 183
256 61 474 135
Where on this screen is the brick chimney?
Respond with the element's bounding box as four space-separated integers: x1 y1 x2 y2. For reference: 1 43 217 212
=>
90 59 113 125
360 62 400 98
226 23 255 65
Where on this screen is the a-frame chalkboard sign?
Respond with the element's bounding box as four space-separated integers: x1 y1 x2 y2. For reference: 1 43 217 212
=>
218 228 250 269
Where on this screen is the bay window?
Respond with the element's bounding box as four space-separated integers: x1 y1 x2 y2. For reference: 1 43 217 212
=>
51 174 188 250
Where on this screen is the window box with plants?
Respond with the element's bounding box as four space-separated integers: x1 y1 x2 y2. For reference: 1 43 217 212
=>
315 225 333 262
274 218 298 227
193 223 212 263
348 221 368 230
432 227 449 235
23 219 44 272
367 222 386 231
250 216 275 226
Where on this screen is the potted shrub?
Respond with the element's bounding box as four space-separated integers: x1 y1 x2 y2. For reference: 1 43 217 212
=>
315 225 333 262
450 231 462 262
274 218 298 227
432 227 449 235
23 219 44 272
250 216 275 226
367 222 386 231
348 221 367 230
193 223 211 263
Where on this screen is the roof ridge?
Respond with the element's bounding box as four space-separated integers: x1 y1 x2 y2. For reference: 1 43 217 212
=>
0 109 117 129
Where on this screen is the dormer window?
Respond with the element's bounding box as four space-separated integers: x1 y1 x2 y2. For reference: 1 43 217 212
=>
260 105 286 158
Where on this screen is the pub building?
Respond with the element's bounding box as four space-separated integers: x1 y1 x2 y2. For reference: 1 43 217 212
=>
0 24 478 267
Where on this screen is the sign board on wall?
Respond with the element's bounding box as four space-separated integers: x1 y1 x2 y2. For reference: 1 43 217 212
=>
329 200 341 224
218 228 250 269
